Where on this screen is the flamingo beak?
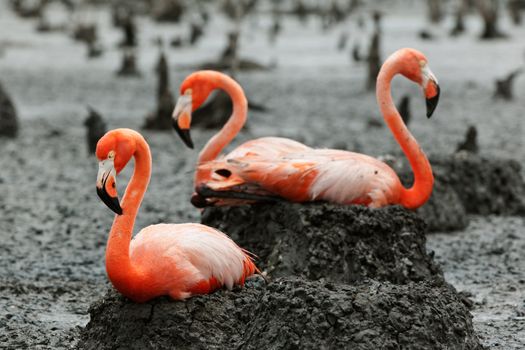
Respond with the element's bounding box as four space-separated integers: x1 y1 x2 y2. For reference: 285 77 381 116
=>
172 92 194 149
96 159 122 215
422 64 440 118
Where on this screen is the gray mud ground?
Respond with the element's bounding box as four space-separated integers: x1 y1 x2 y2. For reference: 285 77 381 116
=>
1 1 525 349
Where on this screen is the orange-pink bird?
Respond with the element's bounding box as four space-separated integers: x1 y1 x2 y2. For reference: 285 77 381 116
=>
95 128 257 302
172 48 440 210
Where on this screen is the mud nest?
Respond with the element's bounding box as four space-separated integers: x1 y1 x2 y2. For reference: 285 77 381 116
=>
0 82 19 138
79 277 482 350
79 204 483 349
202 203 441 284
415 178 468 232
398 153 525 232
431 153 525 216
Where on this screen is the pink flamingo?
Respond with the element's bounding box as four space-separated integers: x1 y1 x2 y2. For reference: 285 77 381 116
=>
172 48 440 209
95 128 257 302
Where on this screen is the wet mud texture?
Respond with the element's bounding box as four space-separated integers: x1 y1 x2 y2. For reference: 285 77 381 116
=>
202 203 442 284
79 277 482 350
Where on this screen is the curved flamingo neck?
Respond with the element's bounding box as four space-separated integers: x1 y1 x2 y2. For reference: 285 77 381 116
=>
106 133 151 296
376 56 434 209
197 73 247 164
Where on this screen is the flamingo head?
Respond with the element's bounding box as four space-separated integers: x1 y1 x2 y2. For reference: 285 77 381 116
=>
397 48 440 118
172 88 194 149
172 71 218 149
95 130 136 215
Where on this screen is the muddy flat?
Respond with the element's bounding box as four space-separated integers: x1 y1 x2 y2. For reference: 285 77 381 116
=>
0 1 524 348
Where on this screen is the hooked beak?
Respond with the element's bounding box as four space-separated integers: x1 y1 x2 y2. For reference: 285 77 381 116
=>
96 159 122 215
422 64 440 118
172 121 194 149
172 92 194 149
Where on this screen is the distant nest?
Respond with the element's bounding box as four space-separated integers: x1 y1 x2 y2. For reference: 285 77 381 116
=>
0 82 19 138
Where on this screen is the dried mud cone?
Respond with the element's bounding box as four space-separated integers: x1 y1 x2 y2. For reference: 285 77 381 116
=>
493 68 522 100
83 107 106 154
427 0 443 23
0 83 19 138
397 94 411 126
202 204 442 283
477 0 507 39
456 126 479 154
142 89 175 130
116 51 140 77
366 31 381 91
450 7 466 36
430 153 525 215
155 49 169 101
416 178 469 232
79 277 482 350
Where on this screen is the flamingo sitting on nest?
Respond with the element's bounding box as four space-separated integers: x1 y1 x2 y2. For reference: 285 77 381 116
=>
172 48 440 210
95 128 257 302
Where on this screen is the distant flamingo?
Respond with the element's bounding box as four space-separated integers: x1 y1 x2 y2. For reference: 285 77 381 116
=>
95 128 257 302
172 48 440 209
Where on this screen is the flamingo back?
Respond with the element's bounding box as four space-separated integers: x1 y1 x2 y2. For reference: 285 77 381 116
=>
195 136 312 194
129 223 256 299
224 137 311 159
198 149 403 207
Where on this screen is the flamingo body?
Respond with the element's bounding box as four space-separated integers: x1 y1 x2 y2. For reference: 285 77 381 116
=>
124 223 256 301
173 50 439 210
95 128 257 302
201 147 402 207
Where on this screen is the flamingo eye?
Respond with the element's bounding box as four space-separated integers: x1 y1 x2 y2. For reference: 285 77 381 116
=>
215 169 232 178
107 151 115 159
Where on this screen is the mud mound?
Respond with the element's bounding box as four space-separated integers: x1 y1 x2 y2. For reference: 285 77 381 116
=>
79 277 481 350
416 179 469 232
396 170 470 233
398 153 525 232
430 154 525 215
0 82 18 138
202 203 441 284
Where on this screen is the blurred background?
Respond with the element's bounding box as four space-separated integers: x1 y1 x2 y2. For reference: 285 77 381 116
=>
1 0 525 349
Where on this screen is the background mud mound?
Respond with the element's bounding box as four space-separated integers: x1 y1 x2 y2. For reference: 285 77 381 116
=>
398 153 525 232
416 178 469 232
79 277 482 350
202 204 442 284
430 154 525 216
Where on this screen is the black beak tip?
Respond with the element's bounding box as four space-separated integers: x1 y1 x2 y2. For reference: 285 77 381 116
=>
172 120 194 149
191 193 208 208
426 84 440 118
97 186 123 215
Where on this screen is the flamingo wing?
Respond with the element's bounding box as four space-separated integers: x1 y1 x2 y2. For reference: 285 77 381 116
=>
130 223 256 299
198 149 402 207
223 137 312 160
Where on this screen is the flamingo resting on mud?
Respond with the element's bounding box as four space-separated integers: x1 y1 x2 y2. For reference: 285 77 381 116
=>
172 48 440 210
95 128 257 302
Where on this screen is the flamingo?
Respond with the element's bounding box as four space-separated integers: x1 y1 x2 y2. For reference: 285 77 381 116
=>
172 48 440 209
95 128 257 302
